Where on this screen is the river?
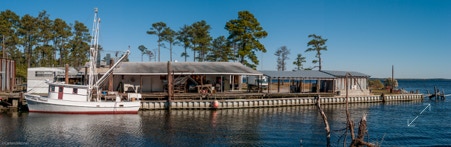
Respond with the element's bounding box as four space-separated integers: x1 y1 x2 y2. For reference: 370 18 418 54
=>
1 79 450 146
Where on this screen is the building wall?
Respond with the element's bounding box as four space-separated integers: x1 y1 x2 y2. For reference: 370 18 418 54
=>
1 59 16 92
106 74 239 93
109 75 165 93
27 68 63 94
334 77 369 96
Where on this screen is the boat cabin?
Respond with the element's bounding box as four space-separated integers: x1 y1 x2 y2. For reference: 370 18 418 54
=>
48 83 88 101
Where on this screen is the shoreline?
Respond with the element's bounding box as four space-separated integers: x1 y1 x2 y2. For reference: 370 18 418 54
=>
140 94 424 110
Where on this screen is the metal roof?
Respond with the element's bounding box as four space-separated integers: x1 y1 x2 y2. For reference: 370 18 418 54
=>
28 67 80 76
98 62 262 76
321 70 370 77
260 70 335 79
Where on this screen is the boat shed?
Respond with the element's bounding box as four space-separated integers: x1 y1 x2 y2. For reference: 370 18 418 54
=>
260 70 336 93
321 70 371 96
97 62 263 93
260 70 371 96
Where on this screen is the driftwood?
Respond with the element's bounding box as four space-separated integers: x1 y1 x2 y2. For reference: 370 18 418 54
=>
315 95 331 147
350 113 375 147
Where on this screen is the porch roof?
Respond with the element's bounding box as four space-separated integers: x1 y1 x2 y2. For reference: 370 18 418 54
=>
98 62 263 76
321 70 370 78
260 70 335 79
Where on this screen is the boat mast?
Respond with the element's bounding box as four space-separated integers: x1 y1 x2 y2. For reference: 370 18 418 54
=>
88 8 100 101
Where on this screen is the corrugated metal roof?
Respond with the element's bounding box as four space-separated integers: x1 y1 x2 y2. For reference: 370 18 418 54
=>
260 70 335 79
99 62 262 76
321 70 370 77
28 67 80 75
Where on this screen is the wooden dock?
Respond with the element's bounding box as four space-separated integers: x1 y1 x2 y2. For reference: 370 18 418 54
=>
140 94 424 110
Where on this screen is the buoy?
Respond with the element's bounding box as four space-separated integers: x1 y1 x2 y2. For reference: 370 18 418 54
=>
211 100 219 109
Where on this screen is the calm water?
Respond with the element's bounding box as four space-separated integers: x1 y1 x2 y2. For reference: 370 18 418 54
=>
1 79 451 146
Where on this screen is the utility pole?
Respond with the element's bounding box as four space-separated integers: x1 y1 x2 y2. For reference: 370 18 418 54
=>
2 35 5 59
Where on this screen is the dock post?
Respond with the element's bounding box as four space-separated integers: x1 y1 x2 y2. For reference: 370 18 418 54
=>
12 99 18 107
166 61 173 110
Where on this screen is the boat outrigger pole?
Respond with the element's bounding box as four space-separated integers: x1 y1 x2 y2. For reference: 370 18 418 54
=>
87 8 100 102
93 50 130 100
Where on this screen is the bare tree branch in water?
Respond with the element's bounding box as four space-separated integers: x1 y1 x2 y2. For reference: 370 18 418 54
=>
315 95 331 147
350 113 376 147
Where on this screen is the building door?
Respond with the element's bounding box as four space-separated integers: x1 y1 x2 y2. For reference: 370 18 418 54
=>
58 86 63 100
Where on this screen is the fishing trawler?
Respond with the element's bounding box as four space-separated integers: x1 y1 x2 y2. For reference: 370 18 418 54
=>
24 8 140 114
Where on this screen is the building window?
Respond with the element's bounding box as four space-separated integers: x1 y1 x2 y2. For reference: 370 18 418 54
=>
35 71 54 77
73 88 78 94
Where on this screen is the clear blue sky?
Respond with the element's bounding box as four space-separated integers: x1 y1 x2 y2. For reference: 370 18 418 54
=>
2 0 451 79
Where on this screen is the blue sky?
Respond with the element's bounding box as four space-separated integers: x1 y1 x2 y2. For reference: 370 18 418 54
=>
2 0 451 79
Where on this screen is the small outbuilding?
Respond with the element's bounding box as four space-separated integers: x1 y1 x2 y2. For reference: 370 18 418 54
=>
321 70 370 96
261 70 335 93
260 70 371 96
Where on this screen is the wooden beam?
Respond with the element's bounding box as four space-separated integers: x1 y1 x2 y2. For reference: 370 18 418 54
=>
108 59 114 91
167 61 173 102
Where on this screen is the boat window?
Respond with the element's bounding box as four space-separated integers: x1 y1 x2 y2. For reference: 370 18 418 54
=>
73 88 78 94
59 86 63 92
50 86 55 92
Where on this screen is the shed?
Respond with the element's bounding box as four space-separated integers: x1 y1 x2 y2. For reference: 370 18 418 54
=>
260 70 372 96
260 70 335 93
322 70 371 96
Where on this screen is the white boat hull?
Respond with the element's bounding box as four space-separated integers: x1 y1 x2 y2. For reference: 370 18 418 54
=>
25 94 140 114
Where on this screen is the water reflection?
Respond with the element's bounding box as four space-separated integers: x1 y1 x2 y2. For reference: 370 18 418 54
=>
3 100 449 146
17 113 142 146
139 101 426 146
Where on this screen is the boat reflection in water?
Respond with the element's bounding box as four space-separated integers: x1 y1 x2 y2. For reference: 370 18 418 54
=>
22 113 143 146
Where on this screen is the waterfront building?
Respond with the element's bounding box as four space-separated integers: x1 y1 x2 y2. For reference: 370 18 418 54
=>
96 62 263 93
27 67 82 94
260 70 370 96
27 62 370 97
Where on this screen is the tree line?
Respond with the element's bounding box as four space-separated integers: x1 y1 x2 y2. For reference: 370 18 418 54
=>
144 10 329 72
142 11 268 69
0 10 91 79
1 8 327 80
1 9 270 79
275 34 328 71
